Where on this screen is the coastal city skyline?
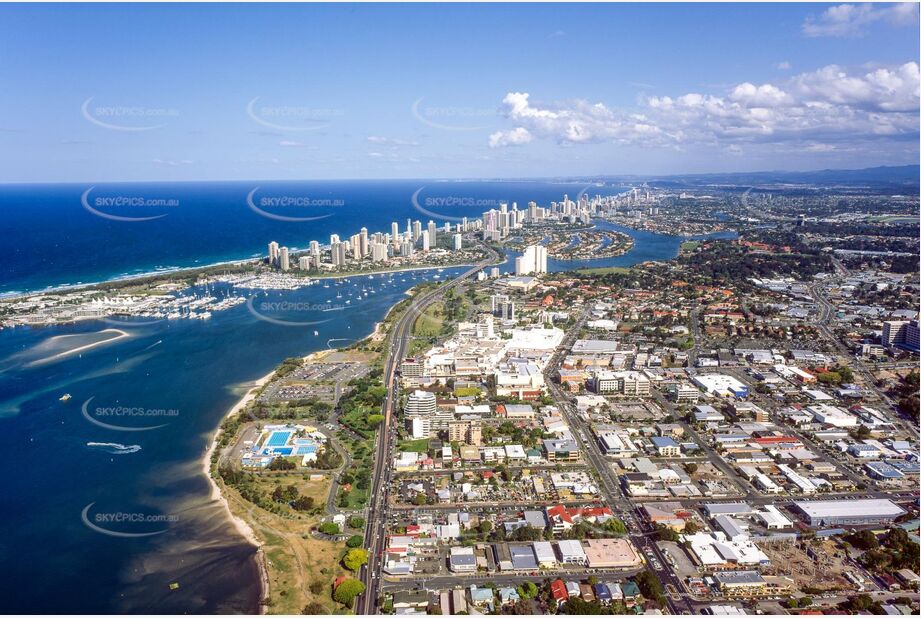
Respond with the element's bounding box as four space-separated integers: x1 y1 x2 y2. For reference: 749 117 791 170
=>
0 2 918 182
0 2 918 617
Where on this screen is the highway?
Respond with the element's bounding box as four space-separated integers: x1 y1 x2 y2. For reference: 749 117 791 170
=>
357 245 499 614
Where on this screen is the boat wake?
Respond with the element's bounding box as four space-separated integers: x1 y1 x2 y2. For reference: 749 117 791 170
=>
86 442 142 455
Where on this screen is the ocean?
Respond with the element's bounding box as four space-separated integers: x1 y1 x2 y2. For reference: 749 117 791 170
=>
0 180 734 613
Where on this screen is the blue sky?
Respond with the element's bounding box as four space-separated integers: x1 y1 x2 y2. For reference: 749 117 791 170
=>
0 2 917 182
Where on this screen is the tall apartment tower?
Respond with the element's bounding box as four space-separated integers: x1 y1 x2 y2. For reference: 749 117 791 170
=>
279 246 290 271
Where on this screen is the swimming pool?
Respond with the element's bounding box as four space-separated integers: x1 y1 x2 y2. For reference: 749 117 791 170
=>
266 430 292 448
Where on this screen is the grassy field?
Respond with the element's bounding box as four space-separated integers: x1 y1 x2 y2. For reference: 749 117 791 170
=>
572 266 633 275
397 438 430 453
680 240 700 252
220 474 349 614
412 300 445 337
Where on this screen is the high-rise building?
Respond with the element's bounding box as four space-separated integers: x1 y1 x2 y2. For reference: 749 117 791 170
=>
515 244 548 275
421 230 430 251
883 319 920 351
882 320 909 346
268 241 279 266
360 227 369 256
427 220 437 247
404 390 437 439
309 240 320 258
350 233 362 260
391 222 400 245
371 242 388 262
412 220 422 241
279 246 290 271
298 256 311 270
453 233 463 250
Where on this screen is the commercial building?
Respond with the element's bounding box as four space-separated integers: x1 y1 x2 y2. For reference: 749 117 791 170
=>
592 370 651 396
582 538 642 568
556 539 588 565
793 499 905 527
692 374 749 398
449 546 477 573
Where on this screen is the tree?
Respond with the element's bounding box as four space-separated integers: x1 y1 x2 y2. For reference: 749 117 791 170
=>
479 520 493 535
293 495 315 511
635 571 665 605
655 524 680 542
368 414 385 426
846 529 879 551
348 515 366 529
302 602 326 614
318 521 340 535
333 579 365 607
343 548 369 571
684 462 698 475
516 581 538 599
604 518 628 535
346 535 364 548
683 521 700 535
308 580 326 595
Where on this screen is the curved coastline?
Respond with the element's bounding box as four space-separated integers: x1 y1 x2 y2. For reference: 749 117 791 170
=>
203 370 275 614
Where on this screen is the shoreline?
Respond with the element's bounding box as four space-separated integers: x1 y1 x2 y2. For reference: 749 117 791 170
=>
202 346 343 615
1 255 483 302
203 368 275 615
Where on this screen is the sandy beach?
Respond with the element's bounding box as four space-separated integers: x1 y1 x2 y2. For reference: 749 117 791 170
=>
202 368 275 613
201 347 339 613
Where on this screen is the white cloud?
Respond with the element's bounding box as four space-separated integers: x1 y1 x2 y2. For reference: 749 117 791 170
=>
491 92 666 147
488 126 533 148
775 61 792 71
488 62 919 154
802 2 919 37
730 83 794 107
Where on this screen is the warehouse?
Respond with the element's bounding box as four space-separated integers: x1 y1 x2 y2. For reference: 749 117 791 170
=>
533 541 557 568
556 539 588 565
509 544 538 570
692 374 749 398
793 499 905 526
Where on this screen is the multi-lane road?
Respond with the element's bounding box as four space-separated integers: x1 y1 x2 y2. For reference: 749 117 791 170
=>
542 308 693 614
357 246 499 614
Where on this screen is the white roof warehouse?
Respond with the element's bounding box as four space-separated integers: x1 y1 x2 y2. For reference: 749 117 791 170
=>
793 498 905 527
